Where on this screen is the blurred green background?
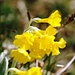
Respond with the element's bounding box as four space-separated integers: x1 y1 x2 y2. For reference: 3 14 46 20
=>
0 0 75 75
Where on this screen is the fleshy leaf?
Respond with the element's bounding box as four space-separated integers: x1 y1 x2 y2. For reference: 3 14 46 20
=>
0 57 8 75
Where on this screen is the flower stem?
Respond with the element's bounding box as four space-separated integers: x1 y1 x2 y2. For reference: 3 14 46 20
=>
24 19 33 32
8 60 17 75
11 60 17 68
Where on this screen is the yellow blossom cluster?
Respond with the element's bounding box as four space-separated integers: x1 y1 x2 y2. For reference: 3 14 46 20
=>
11 10 66 64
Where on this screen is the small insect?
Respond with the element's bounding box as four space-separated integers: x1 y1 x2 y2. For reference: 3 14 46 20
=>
65 12 75 25
6 28 17 33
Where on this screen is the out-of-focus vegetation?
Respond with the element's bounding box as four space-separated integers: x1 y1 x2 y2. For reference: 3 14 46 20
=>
0 0 75 75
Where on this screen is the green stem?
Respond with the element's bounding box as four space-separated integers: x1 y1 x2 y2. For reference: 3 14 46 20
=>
11 60 17 68
27 62 30 69
45 53 52 75
8 60 17 75
24 19 33 32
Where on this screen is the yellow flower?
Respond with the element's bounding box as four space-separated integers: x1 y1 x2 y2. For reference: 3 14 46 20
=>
54 38 66 49
39 35 55 50
16 71 27 75
31 29 55 51
29 28 66 57
29 32 55 58
11 24 66 62
30 48 45 59
44 41 60 56
29 38 45 59
27 67 42 75
45 48 52 56
51 38 66 55
32 27 56 51
15 69 27 75
39 26 56 36
13 32 34 50
58 38 66 48
10 67 42 75
46 26 57 35
52 43 60 55
11 48 31 64
37 10 61 27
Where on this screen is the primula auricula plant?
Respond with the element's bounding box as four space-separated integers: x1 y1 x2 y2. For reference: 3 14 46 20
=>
7 10 66 75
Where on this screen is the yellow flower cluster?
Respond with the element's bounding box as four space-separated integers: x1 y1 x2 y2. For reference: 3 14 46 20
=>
10 67 42 75
11 10 66 64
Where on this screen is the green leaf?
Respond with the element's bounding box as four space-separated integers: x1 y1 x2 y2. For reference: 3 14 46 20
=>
0 57 8 75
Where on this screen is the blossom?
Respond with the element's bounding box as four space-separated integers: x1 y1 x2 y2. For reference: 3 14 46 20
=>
38 35 54 50
51 43 60 55
11 10 66 63
11 26 66 63
11 67 42 75
54 38 66 49
11 47 31 64
29 35 46 59
46 26 57 35
29 30 55 59
58 38 66 48
29 48 45 59
15 69 27 75
45 39 66 56
36 10 61 27
27 67 42 75
13 32 34 50
51 38 66 55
